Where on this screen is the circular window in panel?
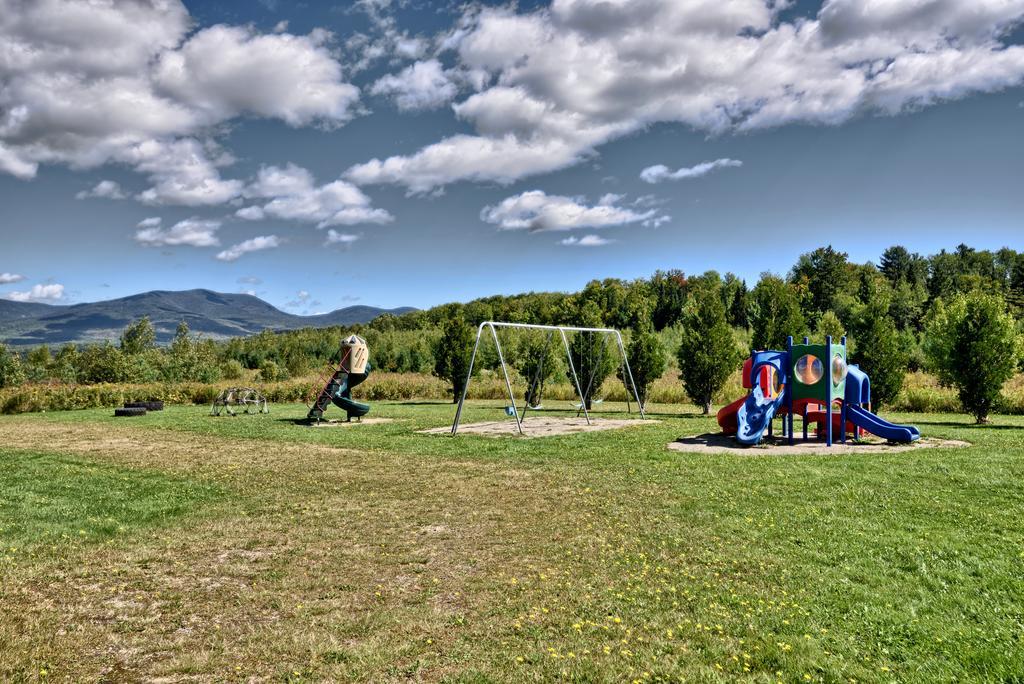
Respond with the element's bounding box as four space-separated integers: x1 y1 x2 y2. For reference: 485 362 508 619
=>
794 354 823 385
832 354 847 386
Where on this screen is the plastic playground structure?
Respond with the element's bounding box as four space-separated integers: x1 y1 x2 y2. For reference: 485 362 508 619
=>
305 334 372 423
718 335 920 446
451 321 646 435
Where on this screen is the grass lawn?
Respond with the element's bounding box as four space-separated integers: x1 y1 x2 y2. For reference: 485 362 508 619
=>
0 400 1022 682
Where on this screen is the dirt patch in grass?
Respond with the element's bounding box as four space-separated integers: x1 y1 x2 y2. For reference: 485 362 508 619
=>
422 416 656 438
669 432 970 455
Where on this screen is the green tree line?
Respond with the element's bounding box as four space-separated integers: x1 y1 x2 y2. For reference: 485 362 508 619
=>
2 243 1022 420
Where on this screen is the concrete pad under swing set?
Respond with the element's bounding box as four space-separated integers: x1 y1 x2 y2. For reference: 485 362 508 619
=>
449 321 647 436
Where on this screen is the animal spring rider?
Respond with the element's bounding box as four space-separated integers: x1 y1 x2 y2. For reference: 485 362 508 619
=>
307 334 372 423
718 336 920 445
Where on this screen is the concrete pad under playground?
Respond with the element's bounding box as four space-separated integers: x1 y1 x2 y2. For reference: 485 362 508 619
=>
421 416 656 437
669 432 969 455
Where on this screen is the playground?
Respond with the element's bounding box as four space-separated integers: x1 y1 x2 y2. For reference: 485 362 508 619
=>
2 394 1023 682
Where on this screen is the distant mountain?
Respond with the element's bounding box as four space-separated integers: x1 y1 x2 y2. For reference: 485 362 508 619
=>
0 289 415 346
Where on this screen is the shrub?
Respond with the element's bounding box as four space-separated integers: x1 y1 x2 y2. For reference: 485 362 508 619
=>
257 360 283 383
221 359 245 380
0 344 26 389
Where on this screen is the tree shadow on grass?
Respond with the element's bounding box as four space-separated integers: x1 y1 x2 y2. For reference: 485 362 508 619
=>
910 419 1023 430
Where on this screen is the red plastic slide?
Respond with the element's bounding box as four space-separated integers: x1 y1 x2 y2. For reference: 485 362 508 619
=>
716 396 746 435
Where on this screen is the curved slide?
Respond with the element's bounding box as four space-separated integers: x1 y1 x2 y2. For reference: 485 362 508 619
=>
716 396 746 435
845 404 919 442
332 372 370 418
736 385 786 445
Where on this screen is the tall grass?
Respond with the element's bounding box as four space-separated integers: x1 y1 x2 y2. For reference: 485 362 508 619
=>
2 369 1022 415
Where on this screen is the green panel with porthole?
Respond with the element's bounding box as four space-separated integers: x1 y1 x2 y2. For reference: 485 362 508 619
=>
791 343 846 402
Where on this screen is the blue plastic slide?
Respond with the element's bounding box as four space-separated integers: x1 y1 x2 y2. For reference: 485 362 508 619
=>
736 384 786 445
846 404 920 442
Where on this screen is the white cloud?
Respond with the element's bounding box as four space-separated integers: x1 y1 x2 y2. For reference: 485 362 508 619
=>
560 234 613 247
75 179 126 200
480 190 659 232
235 206 265 220
237 163 393 227
0 272 26 284
122 138 244 206
0 144 38 179
153 25 360 128
135 218 221 247
346 133 590 194
0 1 361 198
345 0 429 74
324 230 361 246
216 235 282 262
137 217 162 229
643 214 672 228
345 0 1024 192
640 158 743 184
5 283 64 302
371 59 458 111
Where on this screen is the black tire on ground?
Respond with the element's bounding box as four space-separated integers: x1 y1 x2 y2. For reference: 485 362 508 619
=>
125 401 164 411
114 407 147 417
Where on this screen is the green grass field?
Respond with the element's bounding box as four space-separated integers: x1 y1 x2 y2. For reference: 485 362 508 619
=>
1 400 1022 682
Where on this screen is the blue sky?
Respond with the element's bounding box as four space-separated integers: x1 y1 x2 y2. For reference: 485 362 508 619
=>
1 0 1022 312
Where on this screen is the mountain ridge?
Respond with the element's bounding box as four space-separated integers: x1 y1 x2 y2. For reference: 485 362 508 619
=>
0 289 415 346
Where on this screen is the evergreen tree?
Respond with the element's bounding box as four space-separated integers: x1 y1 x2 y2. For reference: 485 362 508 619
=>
814 310 847 346
749 275 806 350
789 246 851 323
924 292 1021 423
625 322 667 409
677 285 742 414
514 332 561 407
433 313 477 403
649 270 688 330
849 303 908 409
567 300 616 410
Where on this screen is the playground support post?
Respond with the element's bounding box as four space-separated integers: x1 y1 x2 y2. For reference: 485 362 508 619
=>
450 321 646 435
825 335 833 447
839 335 847 443
786 336 794 445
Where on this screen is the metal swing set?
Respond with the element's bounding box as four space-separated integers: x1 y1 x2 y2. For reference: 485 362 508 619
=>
450 321 646 435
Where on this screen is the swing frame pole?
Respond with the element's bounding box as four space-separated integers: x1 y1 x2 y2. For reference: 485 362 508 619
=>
450 321 646 435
